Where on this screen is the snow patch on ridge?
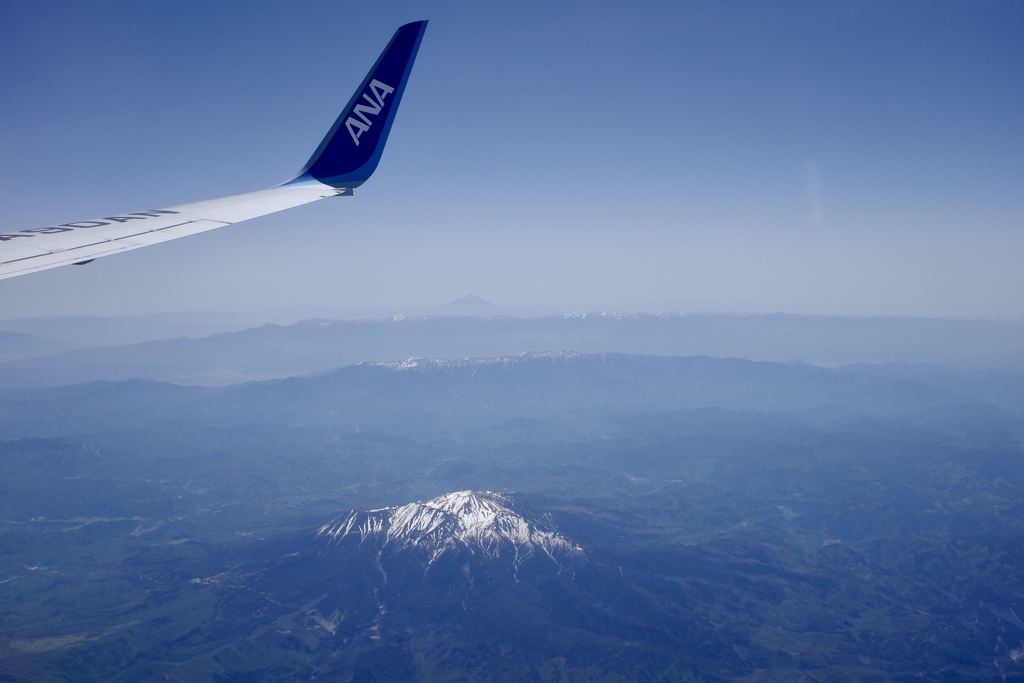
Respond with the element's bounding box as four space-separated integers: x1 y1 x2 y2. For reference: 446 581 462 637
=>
368 351 591 374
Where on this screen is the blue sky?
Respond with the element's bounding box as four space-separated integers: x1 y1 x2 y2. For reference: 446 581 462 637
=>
1 1 1022 319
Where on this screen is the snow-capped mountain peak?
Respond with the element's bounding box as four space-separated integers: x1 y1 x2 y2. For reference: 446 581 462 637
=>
317 491 581 567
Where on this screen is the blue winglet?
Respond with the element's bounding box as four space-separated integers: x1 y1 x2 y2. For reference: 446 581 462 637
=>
284 21 428 190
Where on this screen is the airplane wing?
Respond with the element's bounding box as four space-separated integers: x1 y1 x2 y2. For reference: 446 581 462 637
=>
0 20 428 281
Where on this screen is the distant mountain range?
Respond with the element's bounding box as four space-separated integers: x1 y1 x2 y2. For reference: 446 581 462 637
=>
1 311 1022 680
1 351 1022 441
1 312 1022 388
4 342 1024 680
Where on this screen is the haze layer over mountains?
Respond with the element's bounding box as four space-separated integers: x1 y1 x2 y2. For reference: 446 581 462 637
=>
1 311 1022 681
1 312 1021 387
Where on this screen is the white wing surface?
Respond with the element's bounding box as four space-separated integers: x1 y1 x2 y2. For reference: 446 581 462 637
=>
0 20 427 281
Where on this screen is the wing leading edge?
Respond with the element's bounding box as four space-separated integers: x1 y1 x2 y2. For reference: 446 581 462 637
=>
0 20 427 281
